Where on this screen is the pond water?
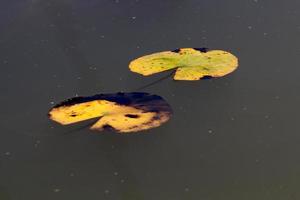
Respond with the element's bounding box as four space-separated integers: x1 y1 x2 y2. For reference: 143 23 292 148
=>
1 0 300 199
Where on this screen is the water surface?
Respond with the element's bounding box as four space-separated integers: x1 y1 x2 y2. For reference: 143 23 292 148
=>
1 0 300 199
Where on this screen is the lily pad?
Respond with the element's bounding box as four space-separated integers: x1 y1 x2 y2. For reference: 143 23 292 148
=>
48 92 172 133
129 48 238 80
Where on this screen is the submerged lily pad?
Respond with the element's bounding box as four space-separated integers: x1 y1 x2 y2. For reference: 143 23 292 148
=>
48 92 172 133
129 48 238 80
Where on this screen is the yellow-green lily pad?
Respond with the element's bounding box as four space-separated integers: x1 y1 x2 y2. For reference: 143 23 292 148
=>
129 48 238 81
48 92 172 133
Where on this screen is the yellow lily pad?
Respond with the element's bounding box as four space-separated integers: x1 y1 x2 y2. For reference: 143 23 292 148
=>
129 48 238 80
48 92 172 133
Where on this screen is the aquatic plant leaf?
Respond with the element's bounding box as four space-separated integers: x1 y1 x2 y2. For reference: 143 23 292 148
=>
48 92 172 133
129 48 238 80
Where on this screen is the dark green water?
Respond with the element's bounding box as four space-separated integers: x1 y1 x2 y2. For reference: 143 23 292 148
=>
1 0 300 199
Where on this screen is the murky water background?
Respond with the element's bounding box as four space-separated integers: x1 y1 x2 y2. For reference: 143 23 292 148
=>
1 0 300 199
